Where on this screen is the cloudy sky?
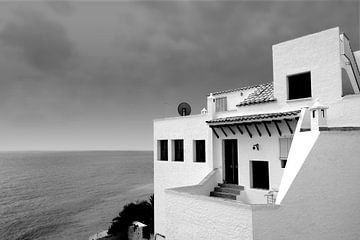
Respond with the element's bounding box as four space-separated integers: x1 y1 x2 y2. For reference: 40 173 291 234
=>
0 1 358 151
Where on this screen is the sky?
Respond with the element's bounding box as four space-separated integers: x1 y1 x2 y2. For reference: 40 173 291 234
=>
0 1 358 151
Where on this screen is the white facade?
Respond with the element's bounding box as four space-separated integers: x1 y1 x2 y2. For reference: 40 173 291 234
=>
153 27 360 239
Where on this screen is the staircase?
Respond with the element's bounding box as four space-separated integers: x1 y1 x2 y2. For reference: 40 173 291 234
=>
210 183 244 200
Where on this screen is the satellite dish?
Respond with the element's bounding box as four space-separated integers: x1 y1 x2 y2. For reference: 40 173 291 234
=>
178 102 191 116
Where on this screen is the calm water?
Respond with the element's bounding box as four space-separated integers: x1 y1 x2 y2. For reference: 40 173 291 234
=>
0 151 153 240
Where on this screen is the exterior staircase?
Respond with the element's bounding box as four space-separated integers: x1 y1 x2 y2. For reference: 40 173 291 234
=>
210 183 244 200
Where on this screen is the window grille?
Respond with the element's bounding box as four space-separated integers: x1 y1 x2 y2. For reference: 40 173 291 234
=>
215 97 227 112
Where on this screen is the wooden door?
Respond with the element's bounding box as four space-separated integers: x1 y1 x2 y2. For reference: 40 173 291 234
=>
224 139 238 184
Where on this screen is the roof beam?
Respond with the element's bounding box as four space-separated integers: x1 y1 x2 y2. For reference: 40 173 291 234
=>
211 127 219 139
263 121 271 137
235 125 243 135
273 120 282 136
244 124 253 138
284 119 293 134
254 123 262 137
227 125 236 135
219 126 228 137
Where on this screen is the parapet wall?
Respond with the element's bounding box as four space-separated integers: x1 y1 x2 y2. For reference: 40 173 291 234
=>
253 130 360 240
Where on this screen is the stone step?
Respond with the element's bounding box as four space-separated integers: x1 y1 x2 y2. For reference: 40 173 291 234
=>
214 187 241 195
218 183 244 190
210 191 237 200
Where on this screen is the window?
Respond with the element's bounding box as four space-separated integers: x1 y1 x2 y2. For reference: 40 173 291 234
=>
288 72 312 100
194 140 206 162
215 97 227 112
279 137 292 168
250 161 270 190
158 140 168 161
173 140 184 162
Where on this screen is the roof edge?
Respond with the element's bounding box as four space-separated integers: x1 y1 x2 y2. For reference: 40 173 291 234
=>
208 82 273 96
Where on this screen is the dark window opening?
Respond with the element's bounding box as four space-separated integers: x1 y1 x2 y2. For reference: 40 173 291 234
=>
159 140 168 161
321 109 325 118
173 140 184 162
312 110 315 118
281 160 287 168
194 140 206 162
250 161 269 190
288 72 312 100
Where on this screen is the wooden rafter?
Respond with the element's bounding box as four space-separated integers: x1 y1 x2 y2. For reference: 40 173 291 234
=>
219 126 228 137
273 120 282 136
263 121 271 137
227 125 236 135
284 119 293 134
254 123 262 137
211 127 219 139
244 124 253 138
235 125 243 135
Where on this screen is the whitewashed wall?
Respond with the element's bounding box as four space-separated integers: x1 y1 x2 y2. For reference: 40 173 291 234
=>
253 131 360 240
153 114 213 235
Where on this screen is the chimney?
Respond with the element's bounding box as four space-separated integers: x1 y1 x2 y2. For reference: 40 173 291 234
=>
207 93 216 119
309 98 328 131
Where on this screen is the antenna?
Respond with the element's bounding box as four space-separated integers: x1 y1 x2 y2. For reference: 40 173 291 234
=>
177 102 191 116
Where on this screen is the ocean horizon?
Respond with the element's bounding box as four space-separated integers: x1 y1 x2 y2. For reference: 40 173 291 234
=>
0 150 154 240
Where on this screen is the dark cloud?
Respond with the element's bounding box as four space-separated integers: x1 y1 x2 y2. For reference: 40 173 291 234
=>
0 1 357 150
45 0 74 16
0 9 77 74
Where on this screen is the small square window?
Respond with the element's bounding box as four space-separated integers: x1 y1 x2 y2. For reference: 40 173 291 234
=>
194 140 206 163
172 140 184 162
158 140 168 161
288 72 312 100
281 160 287 168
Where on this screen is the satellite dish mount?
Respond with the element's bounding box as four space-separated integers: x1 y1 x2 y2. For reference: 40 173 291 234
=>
178 102 191 116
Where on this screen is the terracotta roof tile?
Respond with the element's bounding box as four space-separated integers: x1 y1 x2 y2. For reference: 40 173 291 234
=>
211 83 264 96
206 110 300 124
237 82 275 107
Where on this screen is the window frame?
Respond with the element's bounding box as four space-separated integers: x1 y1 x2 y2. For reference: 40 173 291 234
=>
193 140 206 163
287 71 312 100
157 140 168 161
215 96 227 112
172 139 184 162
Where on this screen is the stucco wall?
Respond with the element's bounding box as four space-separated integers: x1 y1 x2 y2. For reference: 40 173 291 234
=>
165 191 253 240
273 27 342 106
253 131 360 240
154 114 213 235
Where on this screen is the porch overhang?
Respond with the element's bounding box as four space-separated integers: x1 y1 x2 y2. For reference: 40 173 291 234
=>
206 110 300 138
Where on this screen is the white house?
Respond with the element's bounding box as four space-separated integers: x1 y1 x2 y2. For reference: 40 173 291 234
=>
153 27 360 240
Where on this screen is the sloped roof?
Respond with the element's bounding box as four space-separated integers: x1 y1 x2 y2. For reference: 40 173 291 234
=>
237 82 275 106
211 84 261 96
206 110 300 124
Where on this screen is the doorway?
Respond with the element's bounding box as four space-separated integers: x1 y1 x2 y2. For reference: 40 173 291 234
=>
224 139 238 184
250 161 269 189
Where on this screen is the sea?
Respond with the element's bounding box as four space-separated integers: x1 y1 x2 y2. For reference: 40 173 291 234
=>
0 151 154 240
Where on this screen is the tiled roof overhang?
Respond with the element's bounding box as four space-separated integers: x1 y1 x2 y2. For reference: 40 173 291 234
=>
210 84 261 96
206 110 301 125
237 82 275 107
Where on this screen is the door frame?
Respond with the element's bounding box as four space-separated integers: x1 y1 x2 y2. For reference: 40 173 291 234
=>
222 139 239 184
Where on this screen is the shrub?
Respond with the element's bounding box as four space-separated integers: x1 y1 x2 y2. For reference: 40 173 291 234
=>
108 194 154 239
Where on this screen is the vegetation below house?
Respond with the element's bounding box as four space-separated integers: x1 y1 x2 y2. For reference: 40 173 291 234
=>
106 194 154 240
